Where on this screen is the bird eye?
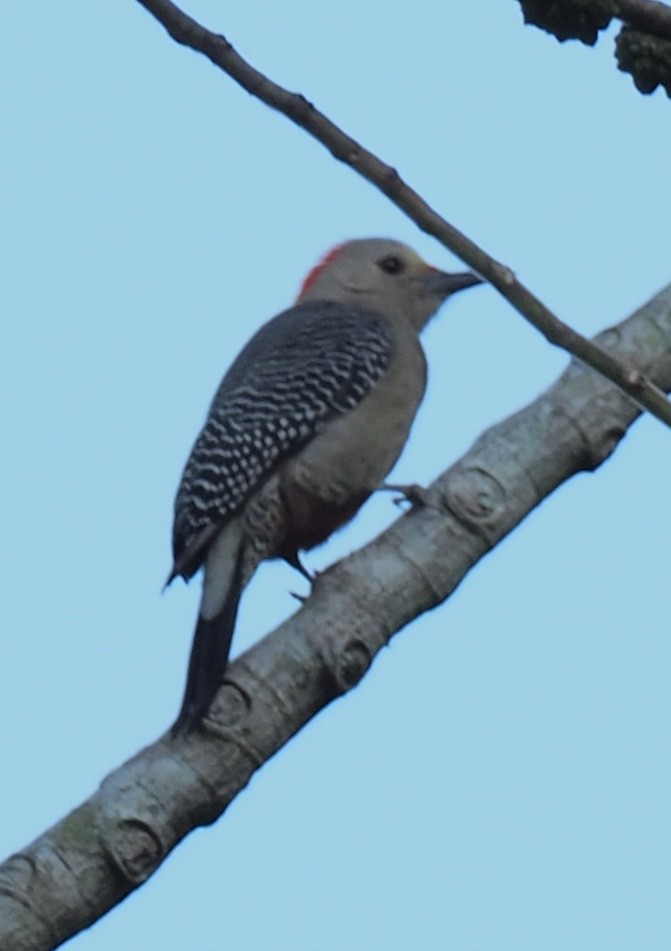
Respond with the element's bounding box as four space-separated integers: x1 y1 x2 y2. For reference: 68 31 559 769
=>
377 255 405 275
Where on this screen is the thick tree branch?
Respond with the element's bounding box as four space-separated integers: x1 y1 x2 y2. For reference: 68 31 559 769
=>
2 284 670 951
134 0 671 428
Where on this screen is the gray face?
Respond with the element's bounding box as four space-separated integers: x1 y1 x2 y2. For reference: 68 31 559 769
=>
298 238 479 331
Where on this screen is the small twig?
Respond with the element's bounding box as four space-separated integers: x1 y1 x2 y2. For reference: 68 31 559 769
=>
135 0 671 429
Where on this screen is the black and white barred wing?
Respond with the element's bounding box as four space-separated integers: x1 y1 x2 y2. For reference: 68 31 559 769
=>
170 301 392 580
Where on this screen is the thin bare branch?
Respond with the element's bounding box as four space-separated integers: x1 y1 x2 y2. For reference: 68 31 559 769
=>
2 283 671 951
134 0 671 428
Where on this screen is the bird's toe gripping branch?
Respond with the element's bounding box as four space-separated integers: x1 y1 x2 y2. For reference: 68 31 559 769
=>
286 552 323 604
379 481 434 509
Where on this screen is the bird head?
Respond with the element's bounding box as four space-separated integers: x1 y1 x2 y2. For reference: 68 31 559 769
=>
297 238 481 331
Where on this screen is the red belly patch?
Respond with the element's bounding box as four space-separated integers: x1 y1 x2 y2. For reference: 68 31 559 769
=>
276 484 371 559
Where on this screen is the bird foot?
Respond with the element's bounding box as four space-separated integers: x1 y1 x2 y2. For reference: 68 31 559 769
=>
289 570 322 604
283 551 315 584
285 552 321 604
379 481 433 509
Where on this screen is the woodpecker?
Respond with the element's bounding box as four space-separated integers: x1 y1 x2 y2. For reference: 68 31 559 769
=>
168 238 481 734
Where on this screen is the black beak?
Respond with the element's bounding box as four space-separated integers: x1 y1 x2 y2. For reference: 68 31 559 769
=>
426 269 483 298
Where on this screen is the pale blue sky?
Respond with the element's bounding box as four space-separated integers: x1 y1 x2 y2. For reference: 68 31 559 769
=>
2 2 670 949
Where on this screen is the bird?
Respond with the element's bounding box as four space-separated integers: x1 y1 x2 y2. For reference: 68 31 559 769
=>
167 238 481 734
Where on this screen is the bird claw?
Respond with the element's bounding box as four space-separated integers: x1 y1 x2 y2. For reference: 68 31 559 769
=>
284 551 315 584
379 482 432 509
286 553 321 605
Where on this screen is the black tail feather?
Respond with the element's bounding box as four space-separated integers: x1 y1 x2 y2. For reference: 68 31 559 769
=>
171 553 244 737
